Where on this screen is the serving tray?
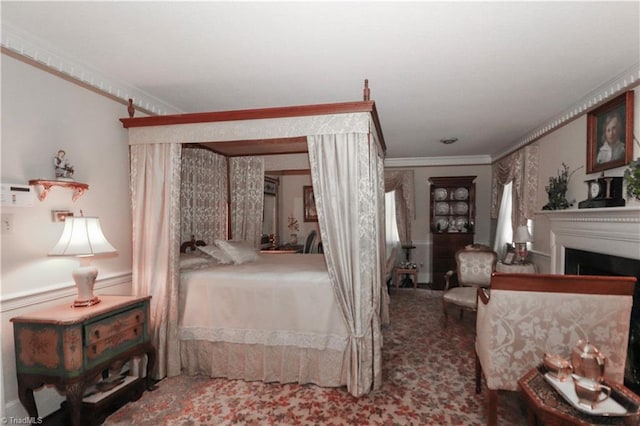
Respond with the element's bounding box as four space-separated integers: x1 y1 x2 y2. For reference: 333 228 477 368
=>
544 373 630 416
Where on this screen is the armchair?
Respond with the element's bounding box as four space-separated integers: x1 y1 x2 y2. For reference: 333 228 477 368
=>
475 273 636 426
442 244 497 321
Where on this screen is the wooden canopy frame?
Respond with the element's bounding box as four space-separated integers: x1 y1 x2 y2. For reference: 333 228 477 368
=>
120 80 385 157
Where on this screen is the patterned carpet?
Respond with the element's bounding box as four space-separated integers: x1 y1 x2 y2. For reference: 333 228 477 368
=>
105 288 526 425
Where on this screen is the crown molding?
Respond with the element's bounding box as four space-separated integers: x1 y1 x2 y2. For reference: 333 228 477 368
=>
1 23 182 116
493 63 640 162
385 155 492 168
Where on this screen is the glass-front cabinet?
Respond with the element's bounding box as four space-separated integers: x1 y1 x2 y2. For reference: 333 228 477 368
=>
429 176 476 289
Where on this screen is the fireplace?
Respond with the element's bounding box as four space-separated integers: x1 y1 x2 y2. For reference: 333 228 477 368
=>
565 248 640 394
543 206 640 394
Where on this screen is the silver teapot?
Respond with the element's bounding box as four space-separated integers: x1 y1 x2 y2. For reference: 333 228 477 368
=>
571 339 606 382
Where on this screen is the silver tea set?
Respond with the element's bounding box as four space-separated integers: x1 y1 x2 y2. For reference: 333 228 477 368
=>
544 339 610 409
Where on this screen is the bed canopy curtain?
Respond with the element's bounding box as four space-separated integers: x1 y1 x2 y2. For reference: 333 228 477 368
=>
180 147 228 244
308 132 385 395
229 156 265 245
384 170 414 245
122 100 386 397
490 145 539 228
130 143 182 378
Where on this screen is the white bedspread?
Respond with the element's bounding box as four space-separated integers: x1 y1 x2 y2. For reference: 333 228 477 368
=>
179 253 348 351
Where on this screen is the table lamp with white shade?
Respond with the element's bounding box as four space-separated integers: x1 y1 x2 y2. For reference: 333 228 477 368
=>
514 225 533 264
49 215 117 307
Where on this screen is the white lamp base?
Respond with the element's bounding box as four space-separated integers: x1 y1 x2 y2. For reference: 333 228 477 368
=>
72 264 101 307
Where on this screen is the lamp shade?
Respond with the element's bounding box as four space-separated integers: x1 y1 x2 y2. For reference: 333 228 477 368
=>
49 217 117 257
514 225 533 244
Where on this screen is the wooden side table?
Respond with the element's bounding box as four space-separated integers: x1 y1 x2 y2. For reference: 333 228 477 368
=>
394 268 418 289
11 295 156 426
518 366 640 425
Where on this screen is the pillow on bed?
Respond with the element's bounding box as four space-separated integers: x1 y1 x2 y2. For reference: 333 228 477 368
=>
179 253 211 270
215 239 260 264
197 244 234 264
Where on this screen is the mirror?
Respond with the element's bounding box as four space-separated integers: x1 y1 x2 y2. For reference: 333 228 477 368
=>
262 176 278 237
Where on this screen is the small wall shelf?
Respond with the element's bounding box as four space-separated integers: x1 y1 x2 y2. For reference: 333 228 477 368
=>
29 179 89 202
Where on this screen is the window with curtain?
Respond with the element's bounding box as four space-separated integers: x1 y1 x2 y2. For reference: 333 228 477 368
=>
385 191 400 258
493 181 513 259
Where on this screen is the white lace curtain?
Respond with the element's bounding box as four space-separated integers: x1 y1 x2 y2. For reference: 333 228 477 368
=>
180 147 228 244
308 132 384 397
491 145 539 228
230 156 265 246
384 170 415 244
130 143 182 379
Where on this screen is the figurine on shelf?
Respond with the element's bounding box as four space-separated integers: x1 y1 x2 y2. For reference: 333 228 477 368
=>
54 149 74 180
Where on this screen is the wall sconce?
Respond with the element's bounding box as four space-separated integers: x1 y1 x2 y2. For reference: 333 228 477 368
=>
49 215 117 307
514 225 533 264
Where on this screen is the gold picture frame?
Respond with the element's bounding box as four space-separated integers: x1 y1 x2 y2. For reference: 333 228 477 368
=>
303 185 318 222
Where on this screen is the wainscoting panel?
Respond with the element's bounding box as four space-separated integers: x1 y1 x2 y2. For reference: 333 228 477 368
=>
410 240 431 284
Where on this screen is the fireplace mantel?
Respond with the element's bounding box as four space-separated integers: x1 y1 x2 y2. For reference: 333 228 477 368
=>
538 206 640 274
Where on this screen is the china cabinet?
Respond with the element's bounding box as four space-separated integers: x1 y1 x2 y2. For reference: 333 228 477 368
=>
429 176 476 289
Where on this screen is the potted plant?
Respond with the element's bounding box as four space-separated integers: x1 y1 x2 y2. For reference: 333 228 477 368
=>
624 157 640 200
542 163 582 210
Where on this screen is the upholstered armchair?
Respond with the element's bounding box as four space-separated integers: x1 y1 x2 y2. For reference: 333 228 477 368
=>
442 244 497 321
475 273 636 426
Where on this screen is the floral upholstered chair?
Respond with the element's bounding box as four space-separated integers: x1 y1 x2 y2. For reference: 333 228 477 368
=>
475 272 636 426
442 244 497 322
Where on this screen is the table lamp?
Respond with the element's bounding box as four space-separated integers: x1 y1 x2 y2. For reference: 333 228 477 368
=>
514 225 533 264
49 216 117 307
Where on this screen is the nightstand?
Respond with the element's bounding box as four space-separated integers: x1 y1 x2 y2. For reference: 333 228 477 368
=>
11 295 156 426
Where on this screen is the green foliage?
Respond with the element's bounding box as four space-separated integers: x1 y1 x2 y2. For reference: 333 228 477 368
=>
542 163 580 210
624 158 640 200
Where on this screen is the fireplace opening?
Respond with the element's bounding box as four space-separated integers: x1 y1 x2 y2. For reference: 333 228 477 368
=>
565 248 640 395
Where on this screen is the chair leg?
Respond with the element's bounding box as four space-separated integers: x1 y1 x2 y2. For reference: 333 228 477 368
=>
486 389 498 426
442 300 448 322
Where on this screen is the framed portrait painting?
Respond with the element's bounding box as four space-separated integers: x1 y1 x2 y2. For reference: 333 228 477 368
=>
586 91 634 174
303 185 318 222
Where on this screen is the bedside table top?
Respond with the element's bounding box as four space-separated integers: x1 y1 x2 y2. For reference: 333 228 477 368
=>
10 295 151 325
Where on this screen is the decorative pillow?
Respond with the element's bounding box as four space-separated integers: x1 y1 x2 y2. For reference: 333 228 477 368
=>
215 239 260 264
197 245 234 265
179 253 211 270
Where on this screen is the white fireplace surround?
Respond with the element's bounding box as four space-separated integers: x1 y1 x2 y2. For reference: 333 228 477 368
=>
542 207 640 274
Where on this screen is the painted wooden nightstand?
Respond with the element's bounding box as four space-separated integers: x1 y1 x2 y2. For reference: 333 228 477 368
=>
11 295 156 426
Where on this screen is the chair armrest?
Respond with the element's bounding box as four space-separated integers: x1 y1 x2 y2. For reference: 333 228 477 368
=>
477 287 490 304
444 270 458 291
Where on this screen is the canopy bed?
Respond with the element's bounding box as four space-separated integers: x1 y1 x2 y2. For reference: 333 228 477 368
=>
120 84 388 397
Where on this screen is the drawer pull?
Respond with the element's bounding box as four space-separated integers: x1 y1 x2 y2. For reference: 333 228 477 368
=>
136 314 140 322
94 330 100 339
133 327 138 335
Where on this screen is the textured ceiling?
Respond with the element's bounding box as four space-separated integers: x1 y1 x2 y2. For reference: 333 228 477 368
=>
2 1 639 161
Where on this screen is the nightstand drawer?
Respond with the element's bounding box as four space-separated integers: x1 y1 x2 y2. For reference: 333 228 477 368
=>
86 323 143 361
85 307 145 345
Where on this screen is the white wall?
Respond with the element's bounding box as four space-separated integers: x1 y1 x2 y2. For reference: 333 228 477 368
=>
530 87 640 273
1 55 133 418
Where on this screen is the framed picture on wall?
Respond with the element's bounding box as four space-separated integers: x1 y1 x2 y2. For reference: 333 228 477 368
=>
264 177 278 196
303 185 318 222
586 91 634 174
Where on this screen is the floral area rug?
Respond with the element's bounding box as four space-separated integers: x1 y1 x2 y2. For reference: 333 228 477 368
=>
105 289 526 425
